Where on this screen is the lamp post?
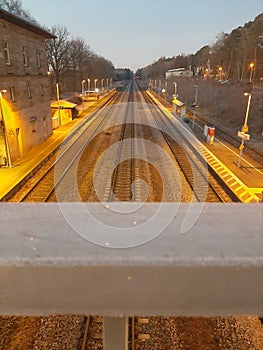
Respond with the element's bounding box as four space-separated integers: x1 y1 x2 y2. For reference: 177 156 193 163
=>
100 78 104 92
173 82 177 97
218 66 223 80
56 83 61 125
47 71 52 97
0 89 12 167
81 79 85 111
237 93 252 168
249 63 254 83
192 85 199 129
87 78 91 93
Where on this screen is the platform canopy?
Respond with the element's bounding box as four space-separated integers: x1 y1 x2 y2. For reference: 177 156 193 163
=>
51 100 77 109
172 98 185 107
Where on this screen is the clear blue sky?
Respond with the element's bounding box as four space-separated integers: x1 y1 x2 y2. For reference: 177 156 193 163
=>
22 0 262 71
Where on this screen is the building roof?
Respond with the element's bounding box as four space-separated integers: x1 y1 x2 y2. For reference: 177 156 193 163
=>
0 8 56 39
167 68 186 72
51 100 77 109
172 98 185 107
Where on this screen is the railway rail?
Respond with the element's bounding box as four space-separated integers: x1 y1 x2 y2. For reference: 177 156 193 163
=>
141 89 233 203
9 86 129 202
8 80 239 204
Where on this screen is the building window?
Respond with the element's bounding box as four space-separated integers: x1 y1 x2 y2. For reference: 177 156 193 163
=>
36 49 41 68
10 87 15 102
27 84 31 98
22 46 28 66
4 41 10 65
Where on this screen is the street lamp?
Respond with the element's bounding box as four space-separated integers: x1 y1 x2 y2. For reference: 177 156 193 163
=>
56 83 61 125
149 79 152 91
0 89 12 167
173 82 177 97
249 63 254 83
81 79 85 111
47 71 53 97
218 66 223 80
237 93 252 168
87 78 91 93
192 85 199 129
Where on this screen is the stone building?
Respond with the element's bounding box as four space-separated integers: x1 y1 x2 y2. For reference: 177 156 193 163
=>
165 68 193 79
0 9 55 166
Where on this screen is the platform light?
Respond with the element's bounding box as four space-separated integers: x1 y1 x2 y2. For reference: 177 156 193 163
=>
0 89 12 167
237 93 252 168
81 80 85 111
249 63 254 83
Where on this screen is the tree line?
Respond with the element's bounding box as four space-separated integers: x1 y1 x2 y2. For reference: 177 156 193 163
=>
137 13 263 85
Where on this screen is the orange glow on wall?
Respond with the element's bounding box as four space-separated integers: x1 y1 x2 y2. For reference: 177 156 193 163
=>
1 98 19 129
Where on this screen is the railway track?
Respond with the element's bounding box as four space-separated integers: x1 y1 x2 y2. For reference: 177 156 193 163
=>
140 87 233 202
81 316 103 350
9 87 129 202
9 80 235 204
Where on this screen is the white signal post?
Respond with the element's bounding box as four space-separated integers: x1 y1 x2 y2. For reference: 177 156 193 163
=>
237 93 252 168
81 80 85 111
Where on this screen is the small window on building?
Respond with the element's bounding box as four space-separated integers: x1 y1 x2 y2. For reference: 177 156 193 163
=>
22 46 28 66
10 87 15 102
40 84 43 96
4 41 11 65
36 49 41 68
27 84 31 98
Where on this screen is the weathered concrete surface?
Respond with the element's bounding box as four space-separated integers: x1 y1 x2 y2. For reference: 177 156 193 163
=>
0 203 262 316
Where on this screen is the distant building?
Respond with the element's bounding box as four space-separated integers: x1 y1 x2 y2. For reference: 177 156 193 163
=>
165 68 193 79
0 9 55 166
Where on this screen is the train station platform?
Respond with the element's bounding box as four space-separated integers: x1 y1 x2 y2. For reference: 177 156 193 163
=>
0 93 113 201
148 91 263 203
0 90 262 202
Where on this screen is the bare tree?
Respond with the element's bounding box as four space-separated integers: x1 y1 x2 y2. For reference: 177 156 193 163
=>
46 25 71 84
0 0 36 22
68 37 94 79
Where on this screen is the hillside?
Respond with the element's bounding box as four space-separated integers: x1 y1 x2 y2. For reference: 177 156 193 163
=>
139 13 263 84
